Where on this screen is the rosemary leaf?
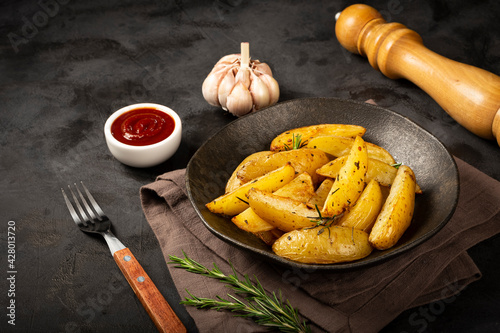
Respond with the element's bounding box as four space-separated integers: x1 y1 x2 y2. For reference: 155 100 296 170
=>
284 134 306 150
391 162 402 169
169 251 311 333
236 196 249 205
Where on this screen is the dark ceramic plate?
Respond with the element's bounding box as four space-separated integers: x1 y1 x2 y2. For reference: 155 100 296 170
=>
186 97 459 270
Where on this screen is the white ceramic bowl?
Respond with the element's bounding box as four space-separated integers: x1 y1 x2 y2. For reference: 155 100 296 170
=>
104 103 182 168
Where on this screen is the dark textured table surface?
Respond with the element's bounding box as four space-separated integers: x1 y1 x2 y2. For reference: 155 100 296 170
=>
1 0 499 332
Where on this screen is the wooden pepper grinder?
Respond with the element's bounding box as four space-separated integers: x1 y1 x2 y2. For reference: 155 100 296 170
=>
335 4 500 146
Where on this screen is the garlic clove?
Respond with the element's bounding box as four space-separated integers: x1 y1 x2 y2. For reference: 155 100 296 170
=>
202 67 228 106
216 53 240 66
226 81 253 116
211 54 239 74
254 62 273 76
202 43 280 116
218 68 235 109
210 62 235 75
250 72 270 110
259 73 280 105
234 67 251 88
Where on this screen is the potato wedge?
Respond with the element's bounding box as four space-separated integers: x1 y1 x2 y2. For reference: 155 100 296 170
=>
247 188 319 232
272 226 373 264
337 179 383 232
274 172 316 202
206 164 295 216
369 165 416 250
254 229 284 246
231 173 315 233
322 136 368 217
306 135 395 165
236 148 329 185
307 178 334 209
231 205 276 233
270 124 366 151
225 151 274 193
317 156 422 194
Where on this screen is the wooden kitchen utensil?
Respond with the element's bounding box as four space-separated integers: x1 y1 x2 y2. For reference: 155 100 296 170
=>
335 4 500 146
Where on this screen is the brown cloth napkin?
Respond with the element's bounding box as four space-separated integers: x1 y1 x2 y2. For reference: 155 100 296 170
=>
140 157 500 333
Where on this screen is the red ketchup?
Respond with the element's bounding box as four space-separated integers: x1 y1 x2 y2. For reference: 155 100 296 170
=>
111 108 175 146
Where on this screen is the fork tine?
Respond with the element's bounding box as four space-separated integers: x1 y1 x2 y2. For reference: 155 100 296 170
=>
75 182 100 221
68 184 91 225
80 181 106 218
61 187 83 225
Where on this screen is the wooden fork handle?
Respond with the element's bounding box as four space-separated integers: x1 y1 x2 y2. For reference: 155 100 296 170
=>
113 248 186 333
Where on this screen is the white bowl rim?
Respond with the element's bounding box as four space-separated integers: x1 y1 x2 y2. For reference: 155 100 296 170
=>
104 103 182 150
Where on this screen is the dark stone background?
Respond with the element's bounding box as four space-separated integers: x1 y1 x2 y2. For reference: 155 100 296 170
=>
0 0 499 332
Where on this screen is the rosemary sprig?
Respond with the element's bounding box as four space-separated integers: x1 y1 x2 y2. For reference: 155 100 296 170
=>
284 134 306 150
169 251 310 333
307 205 337 236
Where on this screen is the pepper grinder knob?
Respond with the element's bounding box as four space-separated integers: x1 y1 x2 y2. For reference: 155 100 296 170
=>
335 4 500 146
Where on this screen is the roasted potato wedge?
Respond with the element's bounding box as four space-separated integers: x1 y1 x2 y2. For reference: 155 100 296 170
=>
272 226 373 264
322 136 368 217
270 124 366 151
247 188 319 232
307 178 334 209
231 173 315 233
317 156 422 194
206 164 295 216
254 229 285 246
225 151 274 193
369 165 416 250
236 148 329 184
306 135 395 165
231 205 276 233
273 172 316 202
337 179 383 232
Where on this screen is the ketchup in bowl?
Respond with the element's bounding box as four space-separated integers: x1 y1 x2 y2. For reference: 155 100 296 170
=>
104 103 182 168
111 108 175 146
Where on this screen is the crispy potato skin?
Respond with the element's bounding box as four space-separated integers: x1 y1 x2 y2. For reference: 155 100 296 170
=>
369 165 416 250
231 173 315 234
248 188 319 232
270 124 366 151
337 179 383 232
206 164 295 216
322 136 368 217
306 135 395 164
225 151 273 193
317 156 422 194
272 226 373 264
307 178 334 209
236 148 329 185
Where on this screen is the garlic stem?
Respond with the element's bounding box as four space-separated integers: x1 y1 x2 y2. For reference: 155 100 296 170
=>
240 42 250 68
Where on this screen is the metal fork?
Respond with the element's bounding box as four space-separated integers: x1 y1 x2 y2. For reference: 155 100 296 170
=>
62 181 186 333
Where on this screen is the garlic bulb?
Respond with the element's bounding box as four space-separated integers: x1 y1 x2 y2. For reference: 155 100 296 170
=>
202 42 280 117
